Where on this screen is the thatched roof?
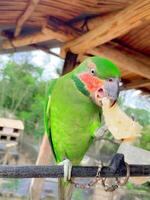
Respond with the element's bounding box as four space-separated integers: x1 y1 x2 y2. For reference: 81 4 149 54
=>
0 0 150 93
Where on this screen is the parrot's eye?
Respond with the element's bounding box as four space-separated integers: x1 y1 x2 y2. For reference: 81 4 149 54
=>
90 68 95 75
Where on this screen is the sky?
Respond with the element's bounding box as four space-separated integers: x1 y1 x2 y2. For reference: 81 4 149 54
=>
31 48 64 80
120 90 150 110
0 48 64 80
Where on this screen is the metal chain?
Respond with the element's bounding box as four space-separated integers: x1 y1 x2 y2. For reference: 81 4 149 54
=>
70 164 102 189
101 177 119 192
71 162 130 191
101 162 130 192
116 162 130 186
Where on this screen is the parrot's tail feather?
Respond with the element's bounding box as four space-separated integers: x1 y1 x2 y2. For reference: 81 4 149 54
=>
58 178 74 200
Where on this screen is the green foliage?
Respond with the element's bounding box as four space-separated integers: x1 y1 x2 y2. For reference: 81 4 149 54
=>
2 179 20 191
118 93 150 192
118 94 150 151
119 105 150 151
0 57 47 140
72 189 92 200
126 181 150 193
138 126 150 151
125 107 150 126
126 182 135 190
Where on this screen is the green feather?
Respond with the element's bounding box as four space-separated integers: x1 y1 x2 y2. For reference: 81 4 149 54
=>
73 56 121 79
44 79 57 159
44 56 121 200
90 56 121 79
71 74 89 97
49 75 101 163
45 56 121 164
44 79 57 135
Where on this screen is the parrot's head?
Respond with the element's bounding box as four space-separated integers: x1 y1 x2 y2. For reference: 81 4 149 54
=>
72 56 121 107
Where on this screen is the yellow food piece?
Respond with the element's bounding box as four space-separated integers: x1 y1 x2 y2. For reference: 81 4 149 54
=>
102 98 142 140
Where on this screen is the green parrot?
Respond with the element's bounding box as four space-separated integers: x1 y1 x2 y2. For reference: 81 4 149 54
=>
45 56 121 200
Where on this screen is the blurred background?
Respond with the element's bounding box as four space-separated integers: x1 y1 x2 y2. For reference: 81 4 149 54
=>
0 50 149 200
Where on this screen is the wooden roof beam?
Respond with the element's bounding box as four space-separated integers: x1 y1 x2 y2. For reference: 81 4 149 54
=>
88 44 150 79
14 0 40 37
3 33 149 80
1 27 74 49
124 79 150 89
63 0 150 53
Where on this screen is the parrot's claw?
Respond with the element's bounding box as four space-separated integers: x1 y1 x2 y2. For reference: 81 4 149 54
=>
94 125 108 141
59 159 72 182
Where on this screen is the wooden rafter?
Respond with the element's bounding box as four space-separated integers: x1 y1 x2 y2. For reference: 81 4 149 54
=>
14 0 40 37
2 27 72 49
87 44 150 79
63 0 150 53
3 0 150 53
2 30 150 81
0 0 135 27
30 44 61 58
1 1 150 83
125 79 150 89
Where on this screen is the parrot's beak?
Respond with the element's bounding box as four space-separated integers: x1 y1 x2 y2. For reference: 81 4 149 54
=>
103 78 120 106
93 78 120 107
78 73 120 107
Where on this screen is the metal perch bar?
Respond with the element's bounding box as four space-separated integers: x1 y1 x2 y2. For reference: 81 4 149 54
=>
0 165 149 179
0 154 149 179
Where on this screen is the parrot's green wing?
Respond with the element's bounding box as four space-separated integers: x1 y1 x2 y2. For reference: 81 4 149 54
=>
44 79 57 158
49 75 102 164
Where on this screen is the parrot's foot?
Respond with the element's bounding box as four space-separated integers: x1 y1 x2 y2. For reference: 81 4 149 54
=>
59 159 72 182
94 125 108 141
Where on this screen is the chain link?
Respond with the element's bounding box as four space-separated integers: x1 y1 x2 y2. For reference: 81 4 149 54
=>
101 177 119 192
116 162 130 186
70 162 130 191
70 164 102 189
101 162 130 192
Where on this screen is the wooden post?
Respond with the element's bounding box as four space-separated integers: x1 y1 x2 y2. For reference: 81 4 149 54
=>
29 134 53 200
62 51 78 75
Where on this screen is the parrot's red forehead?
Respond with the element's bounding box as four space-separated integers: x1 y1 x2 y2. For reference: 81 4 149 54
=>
79 73 104 92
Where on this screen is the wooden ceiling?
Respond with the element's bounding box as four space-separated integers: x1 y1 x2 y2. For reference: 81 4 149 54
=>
0 0 150 93
117 21 150 56
0 0 135 26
